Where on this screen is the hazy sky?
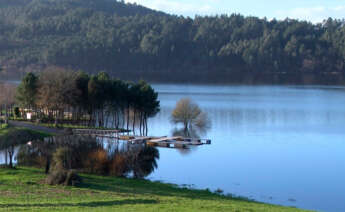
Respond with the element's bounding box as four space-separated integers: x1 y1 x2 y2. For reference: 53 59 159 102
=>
126 0 345 23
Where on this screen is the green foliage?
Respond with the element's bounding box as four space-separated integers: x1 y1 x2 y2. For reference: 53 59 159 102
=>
0 126 52 168
16 70 160 133
15 72 38 108
0 0 345 83
0 123 8 129
0 127 49 150
13 107 20 118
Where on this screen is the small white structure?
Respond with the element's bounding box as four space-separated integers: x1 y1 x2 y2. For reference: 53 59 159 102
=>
26 112 32 120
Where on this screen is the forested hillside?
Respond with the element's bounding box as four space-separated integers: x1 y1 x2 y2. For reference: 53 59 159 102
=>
1 0 345 84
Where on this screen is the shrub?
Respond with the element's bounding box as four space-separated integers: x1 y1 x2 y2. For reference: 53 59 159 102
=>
46 168 81 186
46 147 82 186
51 147 73 170
65 170 82 186
109 154 130 177
46 168 68 185
84 149 109 175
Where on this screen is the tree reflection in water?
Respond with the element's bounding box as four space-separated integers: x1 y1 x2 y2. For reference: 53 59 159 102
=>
172 127 209 155
17 135 159 179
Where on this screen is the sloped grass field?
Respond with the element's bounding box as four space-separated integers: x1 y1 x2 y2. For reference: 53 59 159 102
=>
0 167 310 212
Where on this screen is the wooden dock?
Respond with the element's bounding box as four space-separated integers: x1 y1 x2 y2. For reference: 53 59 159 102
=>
72 129 123 135
72 129 211 149
146 136 211 148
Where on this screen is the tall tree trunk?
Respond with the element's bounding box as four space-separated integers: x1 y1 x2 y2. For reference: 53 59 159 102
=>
45 157 50 174
8 146 14 168
4 151 8 165
132 109 136 135
145 115 148 136
139 112 143 136
126 105 130 132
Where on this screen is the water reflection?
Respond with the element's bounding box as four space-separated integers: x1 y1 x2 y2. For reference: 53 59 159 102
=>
172 128 200 138
149 84 345 212
16 135 159 179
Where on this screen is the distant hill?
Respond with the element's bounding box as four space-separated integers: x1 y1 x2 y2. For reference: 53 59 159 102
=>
1 0 345 84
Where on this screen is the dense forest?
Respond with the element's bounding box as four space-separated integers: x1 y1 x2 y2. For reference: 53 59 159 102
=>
1 0 345 84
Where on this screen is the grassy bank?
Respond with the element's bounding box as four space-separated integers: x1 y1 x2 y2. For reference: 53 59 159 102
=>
9 119 129 131
38 123 127 131
0 124 53 138
0 167 309 212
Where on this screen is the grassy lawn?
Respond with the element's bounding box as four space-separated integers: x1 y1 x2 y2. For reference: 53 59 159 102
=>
38 123 122 130
0 124 9 135
0 124 53 138
10 120 128 131
0 167 310 212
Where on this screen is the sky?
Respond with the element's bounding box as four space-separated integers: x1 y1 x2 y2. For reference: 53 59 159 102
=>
125 0 345 23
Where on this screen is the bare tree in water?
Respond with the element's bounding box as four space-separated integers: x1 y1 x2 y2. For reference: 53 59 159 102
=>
171 98 210 135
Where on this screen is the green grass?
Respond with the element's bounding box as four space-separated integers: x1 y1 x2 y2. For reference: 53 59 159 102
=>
24 128 54 138
0 124 53 138
39 123 121 130
0 167 310 212
13 121 129 131
0 124 9 135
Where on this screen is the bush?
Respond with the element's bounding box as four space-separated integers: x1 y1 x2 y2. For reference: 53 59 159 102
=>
84 149 109 175
65 170 82 186
46 168 67 185
46 147 82 186
51 147 73 170
46 168 81 186
109 154 130 177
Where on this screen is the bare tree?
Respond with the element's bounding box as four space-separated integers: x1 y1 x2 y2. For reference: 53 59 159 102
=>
37 67 79 125
171 98 210 132
0 82 16 123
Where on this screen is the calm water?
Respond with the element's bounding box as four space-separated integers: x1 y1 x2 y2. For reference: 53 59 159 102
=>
147 84 345 212
1 84 344 211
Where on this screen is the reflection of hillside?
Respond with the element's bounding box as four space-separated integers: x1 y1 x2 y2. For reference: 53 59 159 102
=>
148 101 344 139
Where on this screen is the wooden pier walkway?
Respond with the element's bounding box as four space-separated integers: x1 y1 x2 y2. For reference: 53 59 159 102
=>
72 129 211 149
146 136 211 148
72 129 122 135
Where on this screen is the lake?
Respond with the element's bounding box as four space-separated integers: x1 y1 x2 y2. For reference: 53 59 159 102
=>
146 84 345 212
1 84 344 211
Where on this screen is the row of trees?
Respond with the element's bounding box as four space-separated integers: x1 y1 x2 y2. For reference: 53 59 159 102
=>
15 69 160 135
1 0 345 83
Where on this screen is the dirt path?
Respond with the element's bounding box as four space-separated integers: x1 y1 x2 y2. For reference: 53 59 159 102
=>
8 120 63 134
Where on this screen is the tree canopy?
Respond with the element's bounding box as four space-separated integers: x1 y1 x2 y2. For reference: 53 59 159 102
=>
171 98 210 134
15 71 160 135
